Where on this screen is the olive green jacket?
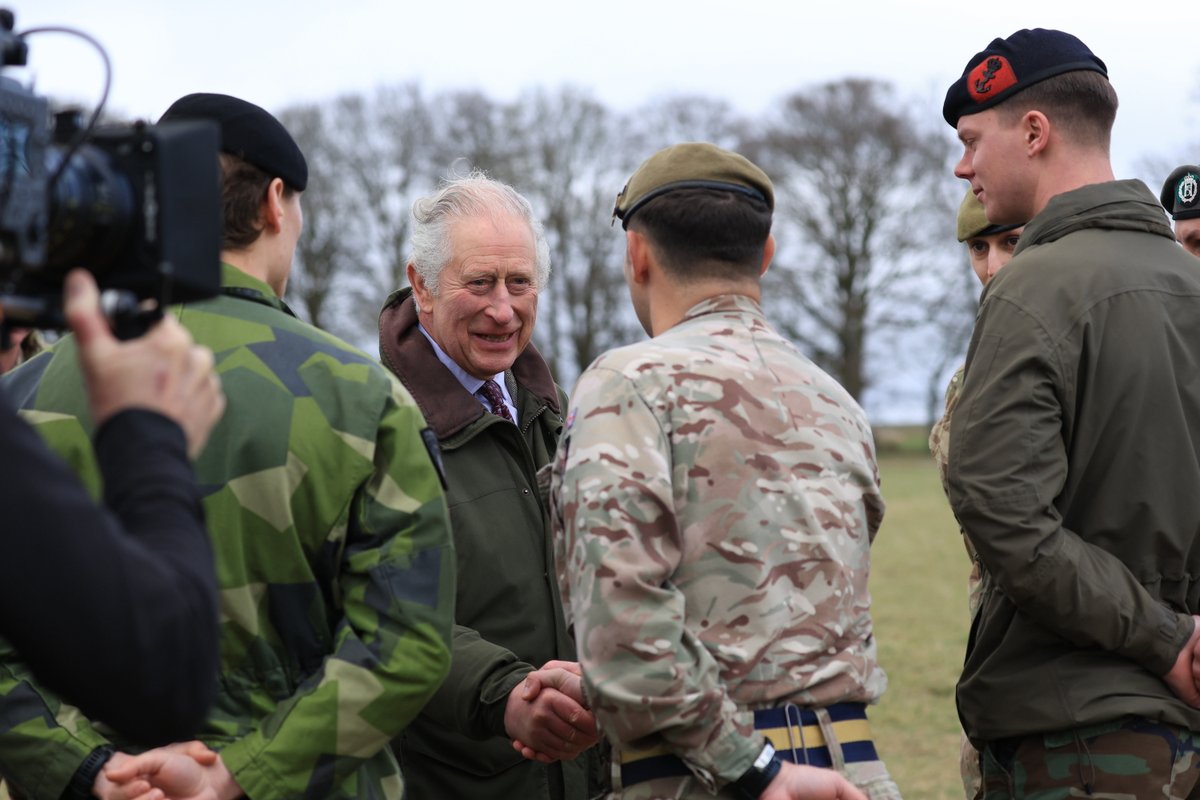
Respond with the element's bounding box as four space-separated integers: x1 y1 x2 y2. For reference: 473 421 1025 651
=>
948 181 1200 744
378 288 598 800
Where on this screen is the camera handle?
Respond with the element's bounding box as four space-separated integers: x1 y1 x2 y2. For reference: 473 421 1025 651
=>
0 290 163 341
102 291 164 340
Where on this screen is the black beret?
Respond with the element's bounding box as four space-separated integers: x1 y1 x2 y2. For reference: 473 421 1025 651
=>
1160 165 1200 221
159 93 308 191
943 29 1107 127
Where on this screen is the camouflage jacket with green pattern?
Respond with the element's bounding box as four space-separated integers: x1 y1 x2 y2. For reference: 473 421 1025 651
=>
0 264 455 799
550 293 888 793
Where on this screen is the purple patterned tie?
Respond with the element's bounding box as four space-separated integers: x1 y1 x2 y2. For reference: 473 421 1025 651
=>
479 379 514 423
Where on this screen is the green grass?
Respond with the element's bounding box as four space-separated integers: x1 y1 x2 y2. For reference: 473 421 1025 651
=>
869 452 972 800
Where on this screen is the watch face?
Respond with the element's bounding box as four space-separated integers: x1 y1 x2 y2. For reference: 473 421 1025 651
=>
754 741 777 768
733 740 782 800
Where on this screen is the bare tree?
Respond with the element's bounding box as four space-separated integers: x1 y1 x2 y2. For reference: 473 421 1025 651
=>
630 94 747 152
332 85 436 297
278 102 365 340
921 247 982 425
496 87 640 382
426 90 519 182
748 78 958 401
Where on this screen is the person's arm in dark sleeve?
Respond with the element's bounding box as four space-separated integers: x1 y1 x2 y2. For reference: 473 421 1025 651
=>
0 397 219 745
421 624 533 739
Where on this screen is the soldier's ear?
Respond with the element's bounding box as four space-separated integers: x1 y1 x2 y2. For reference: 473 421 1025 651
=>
626 231 652 285
1024 110 1050 156
760 234 776 277
262 178 287 234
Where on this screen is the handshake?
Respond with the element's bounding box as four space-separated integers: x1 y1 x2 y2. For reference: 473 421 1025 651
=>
505 660 599 764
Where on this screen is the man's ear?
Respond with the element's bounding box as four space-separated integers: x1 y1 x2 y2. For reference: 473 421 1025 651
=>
1024 110 1050 157
407 262 431 310
760 234 776 277
261 178 287 234
626 230 652 285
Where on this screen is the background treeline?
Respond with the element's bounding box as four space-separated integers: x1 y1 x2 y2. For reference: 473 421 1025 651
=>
257 80 1194 423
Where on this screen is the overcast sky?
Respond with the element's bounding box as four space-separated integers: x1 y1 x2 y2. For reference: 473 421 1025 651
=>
17 0 1200 186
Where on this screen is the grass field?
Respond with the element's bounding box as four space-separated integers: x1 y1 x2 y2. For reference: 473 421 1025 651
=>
869 447 973 799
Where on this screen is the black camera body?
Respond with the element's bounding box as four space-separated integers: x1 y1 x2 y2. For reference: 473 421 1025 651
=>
0 11 221 332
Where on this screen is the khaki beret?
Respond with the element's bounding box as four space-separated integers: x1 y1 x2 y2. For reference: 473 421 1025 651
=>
956 189 1023 242
613 142 773 229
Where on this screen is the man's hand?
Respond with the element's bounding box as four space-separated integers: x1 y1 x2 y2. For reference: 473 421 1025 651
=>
97 741 240 800
1164 614 1200 707
506 662 598 763
92 751 159 800
521 660 585 704
760 761 868 800
65 269 225 458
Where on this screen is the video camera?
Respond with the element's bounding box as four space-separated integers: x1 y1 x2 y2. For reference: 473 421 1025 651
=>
0 9 221 338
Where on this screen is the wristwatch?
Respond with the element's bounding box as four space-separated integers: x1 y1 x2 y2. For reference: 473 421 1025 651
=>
64 744 116 800
729 739 783 799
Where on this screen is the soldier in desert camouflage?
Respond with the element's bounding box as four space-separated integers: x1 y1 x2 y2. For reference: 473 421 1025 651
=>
0 94 455 799
546 142 899 800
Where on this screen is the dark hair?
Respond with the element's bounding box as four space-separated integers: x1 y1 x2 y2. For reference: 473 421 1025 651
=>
997 70 1118 150
218 153 296 251
627 187 771 281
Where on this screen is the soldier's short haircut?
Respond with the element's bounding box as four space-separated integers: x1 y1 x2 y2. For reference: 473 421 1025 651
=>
628 187 771 281
219 153 297 251
996 70 1118 152
408 172 551 308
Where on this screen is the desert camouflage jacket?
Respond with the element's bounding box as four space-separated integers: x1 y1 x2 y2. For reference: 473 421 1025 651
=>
0 265 455 799
551 293 888 793
928 366 962 493
929 365 984 617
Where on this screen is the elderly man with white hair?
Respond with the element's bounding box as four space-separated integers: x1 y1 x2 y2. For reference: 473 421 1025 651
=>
378 172 600 800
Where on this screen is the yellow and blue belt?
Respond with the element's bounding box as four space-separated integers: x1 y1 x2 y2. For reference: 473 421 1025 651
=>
618 702 878 787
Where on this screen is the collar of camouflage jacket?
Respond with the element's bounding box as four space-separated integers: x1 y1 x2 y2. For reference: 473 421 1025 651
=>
219 262 297 316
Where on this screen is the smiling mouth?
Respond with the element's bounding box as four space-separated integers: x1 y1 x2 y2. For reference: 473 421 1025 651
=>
476 332 514 343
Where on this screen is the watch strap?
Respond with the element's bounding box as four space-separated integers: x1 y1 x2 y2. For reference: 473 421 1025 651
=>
63 744 116 800
729 739 783 800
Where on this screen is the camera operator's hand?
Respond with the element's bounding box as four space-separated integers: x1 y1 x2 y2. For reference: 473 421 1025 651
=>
65 269 225 458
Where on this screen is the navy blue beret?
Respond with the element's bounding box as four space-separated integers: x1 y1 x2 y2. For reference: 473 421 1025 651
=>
943 29 1107 127
1161 165 1200 221
159 93 308 191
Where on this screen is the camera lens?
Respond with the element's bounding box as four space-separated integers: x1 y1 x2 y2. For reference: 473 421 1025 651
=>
45 143 135 277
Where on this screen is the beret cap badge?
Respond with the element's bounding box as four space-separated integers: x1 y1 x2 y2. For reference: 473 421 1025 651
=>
969 56 1017 101
1178 173 1199 206
1160 165 1200 221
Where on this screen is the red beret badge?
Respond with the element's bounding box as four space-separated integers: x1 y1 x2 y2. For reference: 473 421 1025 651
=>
968 56 1017 101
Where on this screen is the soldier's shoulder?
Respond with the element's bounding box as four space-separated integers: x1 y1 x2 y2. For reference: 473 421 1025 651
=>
585 337 691 383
